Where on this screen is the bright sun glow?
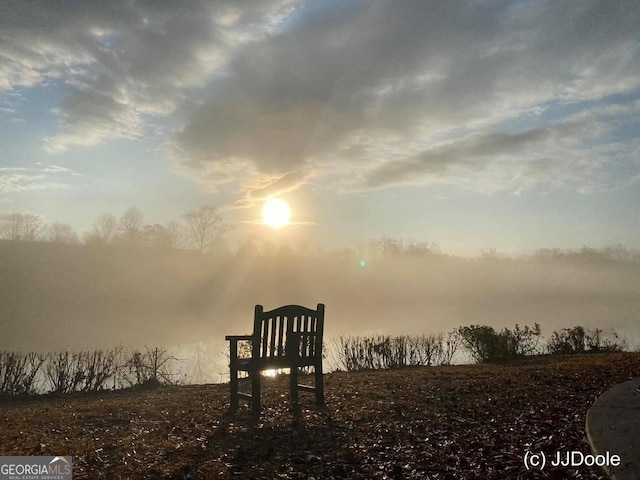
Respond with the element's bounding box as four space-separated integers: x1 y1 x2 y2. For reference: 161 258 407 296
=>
262 198 291 228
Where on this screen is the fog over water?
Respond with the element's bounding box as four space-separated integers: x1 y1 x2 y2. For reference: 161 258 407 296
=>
3 241 639 347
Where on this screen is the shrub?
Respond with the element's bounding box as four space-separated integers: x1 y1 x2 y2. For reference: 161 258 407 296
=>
0 352 45 396
45 351 84 393
1 347 185 396
118 347 182 387
547 326 626 354
44 349 124 393
501 323 543 357
77 349 121 391
330 332 459 371
457 323 542 363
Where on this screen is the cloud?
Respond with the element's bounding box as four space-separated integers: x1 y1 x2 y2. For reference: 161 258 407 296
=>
4 1 640 197
247 170 312 198
0 91 26 122
366 129 552 185
172 0 640 196
360 107 640 194
361 127 575 191
238 219 315 227
0 164 82 193
3 164 81 176
41 164 71 173
223 170 314 210
1 0 295 152
0 174 66 193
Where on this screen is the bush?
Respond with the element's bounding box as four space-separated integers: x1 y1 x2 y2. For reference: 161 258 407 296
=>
331 332 459 371
44 349 124 393
118 347 182 387
0 352 45 396
0 347 184 396
547 326 626 354
457 323 542 363
78 349 121 391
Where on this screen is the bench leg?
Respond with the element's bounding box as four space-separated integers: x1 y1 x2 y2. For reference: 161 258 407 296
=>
229 365 238 412
290 365 299 403
251 370 261 417
315 362 324 406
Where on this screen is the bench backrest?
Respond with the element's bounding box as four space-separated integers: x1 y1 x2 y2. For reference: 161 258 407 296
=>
252 303 324 362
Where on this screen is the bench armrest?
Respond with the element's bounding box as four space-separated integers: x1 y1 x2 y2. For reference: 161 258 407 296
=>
227 335 254 363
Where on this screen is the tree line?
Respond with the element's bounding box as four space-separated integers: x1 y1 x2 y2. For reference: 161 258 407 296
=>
1 208 639 263
0 205 230 253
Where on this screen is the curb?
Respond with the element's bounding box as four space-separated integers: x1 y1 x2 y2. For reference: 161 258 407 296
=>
586 378 640 480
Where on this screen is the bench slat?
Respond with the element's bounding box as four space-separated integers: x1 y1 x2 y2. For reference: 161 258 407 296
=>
277 315 285 356
269 316 276 357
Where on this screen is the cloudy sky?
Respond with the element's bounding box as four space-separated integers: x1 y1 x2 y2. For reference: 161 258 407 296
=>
1 0 639 254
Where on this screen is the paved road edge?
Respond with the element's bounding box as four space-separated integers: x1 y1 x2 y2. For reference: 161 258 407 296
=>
586 377 640 480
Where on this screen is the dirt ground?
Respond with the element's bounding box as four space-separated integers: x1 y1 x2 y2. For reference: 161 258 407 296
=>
1 353 639 479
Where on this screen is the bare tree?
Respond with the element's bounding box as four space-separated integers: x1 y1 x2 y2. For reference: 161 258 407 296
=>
142 224 172 248
182 205 230 253
367 236 440 259
140 221 183 249
85 213 117 244
48 223 79 244
0 213 24 240
21 213 46 241
0 213 45 241
165 220 182 249
119 207 144 241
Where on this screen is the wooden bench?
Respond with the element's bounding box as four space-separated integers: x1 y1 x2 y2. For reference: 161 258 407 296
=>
225 303 325 416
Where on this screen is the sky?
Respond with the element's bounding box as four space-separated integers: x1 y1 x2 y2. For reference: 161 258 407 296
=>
1 0 639 255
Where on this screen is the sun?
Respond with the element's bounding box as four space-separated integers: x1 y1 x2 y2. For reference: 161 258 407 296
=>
262 198 291 228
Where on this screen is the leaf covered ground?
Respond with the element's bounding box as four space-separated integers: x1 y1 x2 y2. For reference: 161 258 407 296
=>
1 353 639 479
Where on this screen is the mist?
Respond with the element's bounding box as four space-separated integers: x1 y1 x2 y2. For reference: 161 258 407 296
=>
2 241 639 357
